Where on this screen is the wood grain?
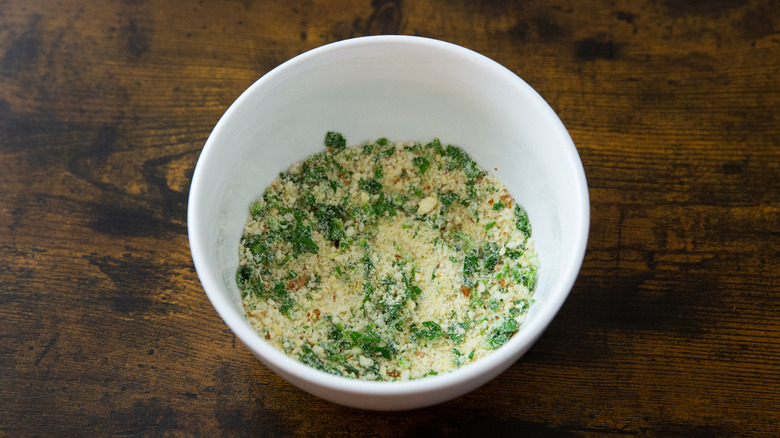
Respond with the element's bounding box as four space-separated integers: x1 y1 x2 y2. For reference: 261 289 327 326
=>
1 0 778 435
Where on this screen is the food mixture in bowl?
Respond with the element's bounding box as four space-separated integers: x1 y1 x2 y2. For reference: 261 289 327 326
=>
236 132 539 381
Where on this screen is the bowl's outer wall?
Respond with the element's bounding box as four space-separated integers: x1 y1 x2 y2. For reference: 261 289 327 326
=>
189 36 589 410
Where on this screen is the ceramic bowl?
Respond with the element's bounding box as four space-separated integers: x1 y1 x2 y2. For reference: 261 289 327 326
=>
188 35 589 410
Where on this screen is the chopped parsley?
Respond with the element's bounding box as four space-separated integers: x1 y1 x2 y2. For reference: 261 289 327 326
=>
325 131 346 154
372 193 397 217
378 146 395 158
290 212 319 256
487 318 519 350
359 178 383 194
412 321 444 341
412 155 431 175
463 252 479 276
299 345 340 376
447 322 469 344
439 192 459 211
505 249 523 260
515 204 532 238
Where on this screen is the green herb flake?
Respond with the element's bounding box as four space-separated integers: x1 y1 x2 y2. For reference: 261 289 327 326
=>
362 282 375 305
523 268 538 290
506 249 523 260
482 242 501 272
412 156 431 175
463 252 479 276
468 203 479 222
290 213 319 256
444 145 468 170
447 322 469 344
236 265 252 287
301 163 327 185
514 204 532 237
325 131 347 154
378 146 395 158
348 326 393 359
403 274 423 301
426 138 444 155
361 252 375 279
250 202 266 219
250 281 265 299
279 295 296 317
464 160 483 179
299 345 340 376
513 298 531 311
452 348 464 366
487 318 519 350
359 178 383 195
466 180 478 201
412 321 444 341
453 230 474 249
439 192 459 211
372 193 397 217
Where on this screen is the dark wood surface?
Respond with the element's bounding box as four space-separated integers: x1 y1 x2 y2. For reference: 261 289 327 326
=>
1 0 778 435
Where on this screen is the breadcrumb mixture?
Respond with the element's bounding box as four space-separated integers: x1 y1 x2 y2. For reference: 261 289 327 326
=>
237 132 539 381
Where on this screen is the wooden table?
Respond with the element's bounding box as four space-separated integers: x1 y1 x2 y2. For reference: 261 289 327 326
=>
2 0 778 435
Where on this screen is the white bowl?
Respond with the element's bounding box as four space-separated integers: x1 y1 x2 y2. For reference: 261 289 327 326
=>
188 35 589 410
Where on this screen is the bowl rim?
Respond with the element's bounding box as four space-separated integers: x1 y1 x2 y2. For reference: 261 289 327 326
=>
188 35 590 399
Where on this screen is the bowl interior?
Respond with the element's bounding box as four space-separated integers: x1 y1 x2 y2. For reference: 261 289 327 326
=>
189 36 589 408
